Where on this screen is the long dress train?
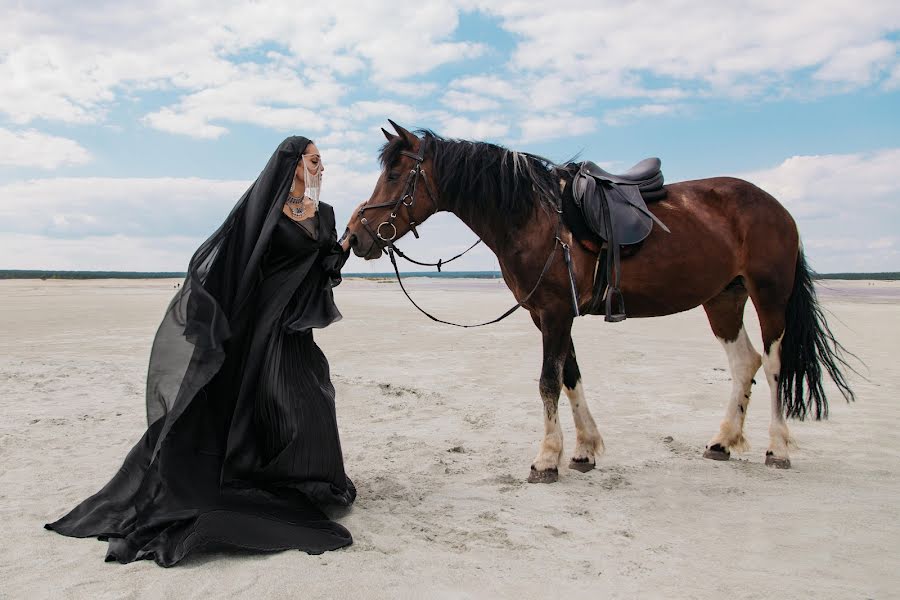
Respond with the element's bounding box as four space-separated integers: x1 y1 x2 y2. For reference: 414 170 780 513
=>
46 205 355 567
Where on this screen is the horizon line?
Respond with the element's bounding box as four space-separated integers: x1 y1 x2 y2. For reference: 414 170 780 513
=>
2 269 900 281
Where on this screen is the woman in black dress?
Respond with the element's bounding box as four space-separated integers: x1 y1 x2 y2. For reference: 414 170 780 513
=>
45 136 355 567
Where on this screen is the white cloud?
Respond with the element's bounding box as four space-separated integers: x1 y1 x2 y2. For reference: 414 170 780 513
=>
450 76 520 101
316 130 368 147
0 233 203 272
602 104 686 126
738 148 900 272
321 148 373 166
0 160 379 271
0 177 250 238
3 147 899 273
0 173 378 240
519 113 597 144
1 4 898 274
340 101 421 124
0 1 482 134
480 1 900 99
814 40 898 85
440 90 502 113
884 64 900 90
739 150 900 217
3 2 897 147
437 115 510 140
142 65 345 139
378 82 440 98
867 237 898 250
142 109 230 140
0 128 91 168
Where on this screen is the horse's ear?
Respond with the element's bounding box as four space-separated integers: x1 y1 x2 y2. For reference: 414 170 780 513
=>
381 127 397 142
388 119 418 147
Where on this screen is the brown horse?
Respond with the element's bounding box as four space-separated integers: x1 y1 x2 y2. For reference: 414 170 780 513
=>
343 121 854 483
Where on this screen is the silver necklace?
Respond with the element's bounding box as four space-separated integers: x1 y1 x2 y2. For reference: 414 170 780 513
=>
287 194 306 217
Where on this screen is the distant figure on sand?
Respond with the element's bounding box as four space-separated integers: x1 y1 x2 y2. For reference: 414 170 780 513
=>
46 137 356 566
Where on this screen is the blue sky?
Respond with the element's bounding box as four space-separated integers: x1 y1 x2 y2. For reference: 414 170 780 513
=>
1 1 898 273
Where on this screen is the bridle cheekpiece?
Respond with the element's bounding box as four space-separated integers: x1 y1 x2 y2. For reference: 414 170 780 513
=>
357 149 437 250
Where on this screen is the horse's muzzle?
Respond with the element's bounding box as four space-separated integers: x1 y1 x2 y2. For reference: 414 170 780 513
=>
347 230 383 260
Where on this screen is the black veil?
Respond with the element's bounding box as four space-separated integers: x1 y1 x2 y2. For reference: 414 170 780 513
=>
46 135 356 565
145 136 311 457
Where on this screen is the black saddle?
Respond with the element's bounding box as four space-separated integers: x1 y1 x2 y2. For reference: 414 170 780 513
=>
564 158 670 322
580 158 664 187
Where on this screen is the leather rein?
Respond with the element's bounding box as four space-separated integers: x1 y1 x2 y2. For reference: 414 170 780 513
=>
355 149 579 328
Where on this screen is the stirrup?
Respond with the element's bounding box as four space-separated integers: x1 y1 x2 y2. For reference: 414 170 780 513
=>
605 287 626 323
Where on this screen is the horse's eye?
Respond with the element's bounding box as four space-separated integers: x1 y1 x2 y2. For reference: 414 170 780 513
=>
386 170 399 181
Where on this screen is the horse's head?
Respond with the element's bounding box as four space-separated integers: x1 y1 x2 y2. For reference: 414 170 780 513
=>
344 120 439 259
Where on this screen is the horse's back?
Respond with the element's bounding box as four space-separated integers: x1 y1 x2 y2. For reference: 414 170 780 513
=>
618 176 799 317
661 176 798 249
666 176 787 212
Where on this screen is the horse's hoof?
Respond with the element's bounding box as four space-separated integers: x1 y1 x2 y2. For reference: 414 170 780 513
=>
703 444 730 461
528 466 559 483
569 458 595 473
765 452 791 469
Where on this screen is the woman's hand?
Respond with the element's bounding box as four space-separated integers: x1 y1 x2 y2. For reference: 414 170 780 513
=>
338 228 351 252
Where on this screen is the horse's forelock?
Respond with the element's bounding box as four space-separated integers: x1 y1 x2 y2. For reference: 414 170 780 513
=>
378 136 408 170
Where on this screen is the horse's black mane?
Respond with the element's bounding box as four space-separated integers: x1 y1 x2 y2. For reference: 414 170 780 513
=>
379 130 560 223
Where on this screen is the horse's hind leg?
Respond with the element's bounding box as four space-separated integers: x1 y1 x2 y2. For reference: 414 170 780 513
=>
745 270 796 469
702 278 762 461
563 342 605 472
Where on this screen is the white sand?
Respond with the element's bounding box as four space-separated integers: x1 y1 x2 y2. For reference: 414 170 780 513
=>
1 278 897 599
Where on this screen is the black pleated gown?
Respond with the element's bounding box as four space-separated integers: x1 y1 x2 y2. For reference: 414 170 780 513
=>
45 206 355 567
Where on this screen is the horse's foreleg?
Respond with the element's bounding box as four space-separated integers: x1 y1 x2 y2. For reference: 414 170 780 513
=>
563 343 604 471
528 313 572 484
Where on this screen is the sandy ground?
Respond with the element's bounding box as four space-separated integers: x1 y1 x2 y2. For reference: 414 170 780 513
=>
0 277 897 599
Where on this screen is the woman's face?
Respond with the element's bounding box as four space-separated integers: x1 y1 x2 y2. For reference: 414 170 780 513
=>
296 143 324 179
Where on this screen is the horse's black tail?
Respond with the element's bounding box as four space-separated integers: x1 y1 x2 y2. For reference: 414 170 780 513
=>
779 249 855 420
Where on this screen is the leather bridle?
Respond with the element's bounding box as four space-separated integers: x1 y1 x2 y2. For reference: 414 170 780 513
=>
355 148 482 270
357 150 429 247
353 147 580 327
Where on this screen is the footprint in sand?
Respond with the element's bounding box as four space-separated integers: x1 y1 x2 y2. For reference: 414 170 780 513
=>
478 473 523 493
463 412 494 430
377 382 422 397
587 472 631 490
544 524 569 537
662 435 701 458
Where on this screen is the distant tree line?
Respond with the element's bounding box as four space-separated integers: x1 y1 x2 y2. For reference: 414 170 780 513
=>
813 272 900 280
0 270 897 281
0 270 186 280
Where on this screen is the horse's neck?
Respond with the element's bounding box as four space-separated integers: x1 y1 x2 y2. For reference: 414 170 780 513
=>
448 209 508 252
447 204 556 278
